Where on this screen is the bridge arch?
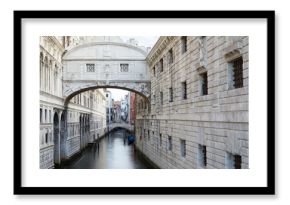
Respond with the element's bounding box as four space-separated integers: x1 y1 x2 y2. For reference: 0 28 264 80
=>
62 40 151 107
64 85 149 107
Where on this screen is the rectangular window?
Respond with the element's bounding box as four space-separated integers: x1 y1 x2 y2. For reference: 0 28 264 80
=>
234 155 242 169
169 87 173 102
232 57 243 88
159 58 163 72
160 92 163 105
153 67 156 77
86 63 95 72
120 63 129 72
40 108 42 123
225 152 242 169
180 139 186 157
198 145 207 168
168 136 172 151
181 36 187 53
168 49 173 64
182 81 187 99
159 134 162 147
200 72 208 96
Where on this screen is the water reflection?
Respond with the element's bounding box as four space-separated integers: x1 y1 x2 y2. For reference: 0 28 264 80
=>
61 129 151 169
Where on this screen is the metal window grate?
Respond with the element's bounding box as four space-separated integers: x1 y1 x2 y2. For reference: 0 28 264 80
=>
168 49 173 64
180 140 186 157
232 57 243 88
234 155 242 169
120 64 129 72
201 72 208 95
168 136 172 151
181 36 187 53
202 145 207 166
182 82 187 99
160 58 163 72
86 64 95 72
169 87 173 102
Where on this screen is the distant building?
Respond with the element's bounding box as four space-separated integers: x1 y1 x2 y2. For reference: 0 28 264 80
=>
121 94 129 123
105 90 114 124
130 92 136 125
113 101 121 123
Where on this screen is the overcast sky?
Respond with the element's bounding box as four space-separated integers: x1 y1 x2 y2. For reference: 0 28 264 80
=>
107 88 129 101
109 37 159 101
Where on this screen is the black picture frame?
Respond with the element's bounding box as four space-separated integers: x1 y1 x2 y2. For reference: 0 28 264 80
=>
14 10 275 195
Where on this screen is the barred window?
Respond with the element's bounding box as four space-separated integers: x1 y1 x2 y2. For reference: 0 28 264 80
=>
168 136 172 151
228 57 243 89
181 36 187 53
120 64 129 72
180 139 186 157
168 49 173 64
86 63 95 72
198 145 207 168
232 57 243 88
200 72 208 95
182 81 187 99
169 87 173 102
160 58 164 72
234 155 242 169
225 152 242 169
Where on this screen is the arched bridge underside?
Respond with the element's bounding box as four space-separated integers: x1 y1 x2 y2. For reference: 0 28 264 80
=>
62 41 151 106
108 123 134 133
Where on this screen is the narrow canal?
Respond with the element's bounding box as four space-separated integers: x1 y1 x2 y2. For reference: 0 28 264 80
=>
60 129 152 169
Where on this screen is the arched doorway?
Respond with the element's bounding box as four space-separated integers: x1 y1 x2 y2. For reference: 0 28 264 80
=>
53 112 60 165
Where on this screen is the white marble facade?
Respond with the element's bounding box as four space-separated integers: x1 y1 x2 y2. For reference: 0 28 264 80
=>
40 37 107 168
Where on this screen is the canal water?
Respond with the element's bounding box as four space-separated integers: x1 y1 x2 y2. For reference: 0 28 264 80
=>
60 129 152 169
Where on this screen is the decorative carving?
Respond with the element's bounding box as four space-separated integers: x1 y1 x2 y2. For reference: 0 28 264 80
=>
198 36 207 68
103 45 111 57
223 37 243 62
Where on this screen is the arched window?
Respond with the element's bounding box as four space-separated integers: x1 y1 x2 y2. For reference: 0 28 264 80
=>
45 131 48 144
40 52 43 89
54 64 58 94
48 60 52 93
44 56 48 91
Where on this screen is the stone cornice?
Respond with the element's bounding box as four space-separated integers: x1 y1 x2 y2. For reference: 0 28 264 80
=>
146 36 175 67
48 36 65 52
63 41 147 59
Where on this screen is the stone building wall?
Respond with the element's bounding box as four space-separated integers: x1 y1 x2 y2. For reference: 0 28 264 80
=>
135 36 248 169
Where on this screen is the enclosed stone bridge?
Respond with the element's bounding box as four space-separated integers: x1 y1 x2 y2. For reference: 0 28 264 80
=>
62 41 151 106
107 123 134 133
